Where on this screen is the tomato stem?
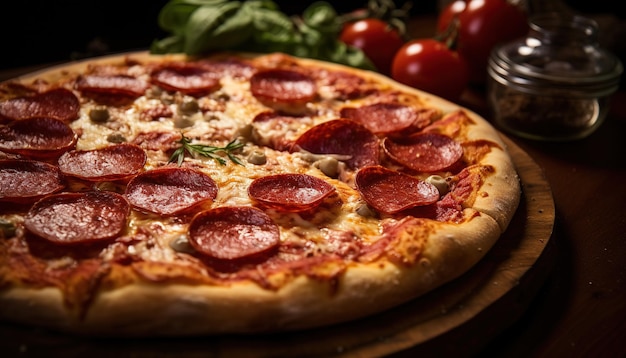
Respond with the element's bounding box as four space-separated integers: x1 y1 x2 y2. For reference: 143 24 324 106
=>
338 0 412 37
434 16 460 50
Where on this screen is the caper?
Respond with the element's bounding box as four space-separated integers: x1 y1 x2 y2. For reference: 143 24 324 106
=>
106 133 127 143
247 150 267 165
0 219 16 238
89 106 109 123
213 91 230 101
179 99 199 114
169 235 195 254
173 115 195 128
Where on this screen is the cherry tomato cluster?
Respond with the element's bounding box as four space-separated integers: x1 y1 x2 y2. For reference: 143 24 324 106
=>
340 18 405 78
340 0 528 101
437 0 529 85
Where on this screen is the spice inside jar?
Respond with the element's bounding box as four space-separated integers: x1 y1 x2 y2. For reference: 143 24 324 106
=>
487 13 622 141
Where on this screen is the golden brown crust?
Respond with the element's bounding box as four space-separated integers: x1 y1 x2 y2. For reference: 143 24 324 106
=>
0 51 520 336
0 214 500 336
459 110 521 232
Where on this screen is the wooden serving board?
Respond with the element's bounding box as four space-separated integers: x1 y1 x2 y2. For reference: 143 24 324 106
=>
0 136 555 357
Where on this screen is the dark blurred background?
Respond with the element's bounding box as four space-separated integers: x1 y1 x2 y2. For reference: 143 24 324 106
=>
0 0 623 70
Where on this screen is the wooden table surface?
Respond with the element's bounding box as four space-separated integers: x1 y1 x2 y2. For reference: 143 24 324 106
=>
411 15 626 358
1 15 625 358
447 84 626 358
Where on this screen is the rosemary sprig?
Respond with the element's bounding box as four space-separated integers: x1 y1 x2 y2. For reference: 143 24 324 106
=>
169 134 245 166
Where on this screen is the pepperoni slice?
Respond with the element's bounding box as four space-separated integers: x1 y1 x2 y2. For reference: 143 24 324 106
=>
24 191 130 244
313 68 376 100
57 143 147 181
383 133 464 173
125 167 218 216
293 119 379 169
0 88 80 122
197 58 256 79
0 117 77 159
75 74 149 97
0 160 64 203
355 166 439 214
150 63 221 96
188 206 280 260
340 103 433 136
131 131 182 152
250 69 317 114
248 173 335 212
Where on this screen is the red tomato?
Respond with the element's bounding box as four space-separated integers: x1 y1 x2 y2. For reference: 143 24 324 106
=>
438 0 528 84
391 39 468 101
436 0 466 34
340 18 405 75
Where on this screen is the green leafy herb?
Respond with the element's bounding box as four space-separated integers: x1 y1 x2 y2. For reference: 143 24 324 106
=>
151 0 376 70
169 134 245 166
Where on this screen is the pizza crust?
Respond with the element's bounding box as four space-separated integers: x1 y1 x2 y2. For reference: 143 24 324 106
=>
471 147 521 232
462 111 521 232
0 214 500 336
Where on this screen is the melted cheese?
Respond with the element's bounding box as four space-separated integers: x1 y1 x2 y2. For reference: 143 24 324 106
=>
2 56 401 268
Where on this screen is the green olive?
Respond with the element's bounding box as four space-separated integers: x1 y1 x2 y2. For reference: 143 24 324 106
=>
169 235 195 254
299 152 318 163
173 116 195 128
247 150 267 165
179 99 199 114
315 157 339 178
426 175 449 195
355 202 376 218
237 124 253 141
213 91 230 101
89 107 110 123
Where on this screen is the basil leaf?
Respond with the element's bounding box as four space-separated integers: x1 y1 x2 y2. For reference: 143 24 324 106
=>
247 3 295 46
158 2 199 35
244 0 280 11
153 0 376 71
180 0 230 5
302 1 340 36
158 0 229 35
151 35 186 54
184 2 251 55
209 5 254 51
326 41 376 71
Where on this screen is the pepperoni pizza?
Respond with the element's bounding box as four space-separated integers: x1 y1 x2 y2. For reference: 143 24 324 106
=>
0 52 520 336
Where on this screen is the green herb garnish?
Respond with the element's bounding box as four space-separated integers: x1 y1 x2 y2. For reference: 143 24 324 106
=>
151 0 376 71
169 134 245 166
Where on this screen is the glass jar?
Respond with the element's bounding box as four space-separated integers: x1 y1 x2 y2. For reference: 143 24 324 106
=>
487 13 623 141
